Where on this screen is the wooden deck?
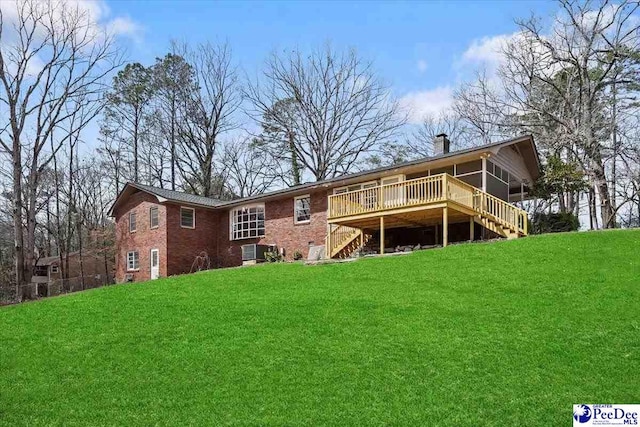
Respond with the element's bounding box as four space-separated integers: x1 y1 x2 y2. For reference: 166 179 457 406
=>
326 174 528 258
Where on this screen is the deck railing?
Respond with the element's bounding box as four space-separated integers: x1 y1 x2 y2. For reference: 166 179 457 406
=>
325 225 362 258
328 173 528 235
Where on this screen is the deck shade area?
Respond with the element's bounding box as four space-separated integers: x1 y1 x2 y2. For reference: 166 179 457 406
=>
325 173 528 258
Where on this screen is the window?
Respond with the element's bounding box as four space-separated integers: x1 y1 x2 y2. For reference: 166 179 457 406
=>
50 265 59 274
487 161 510 184
129 212 137 232
127 251 139 271
333 181 378 195
149 206 159 229
180 207 195 228
230 204 265 240
294 195 311 224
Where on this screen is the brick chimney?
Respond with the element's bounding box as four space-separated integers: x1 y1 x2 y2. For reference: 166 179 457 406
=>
433 133 450 155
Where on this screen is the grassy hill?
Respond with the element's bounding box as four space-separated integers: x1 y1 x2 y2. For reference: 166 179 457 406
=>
1 230 639 426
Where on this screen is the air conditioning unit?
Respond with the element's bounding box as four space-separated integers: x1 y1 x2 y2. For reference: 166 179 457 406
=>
241 244 273 262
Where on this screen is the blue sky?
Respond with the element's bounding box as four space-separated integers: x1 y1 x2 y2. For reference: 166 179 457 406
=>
107 0 557 123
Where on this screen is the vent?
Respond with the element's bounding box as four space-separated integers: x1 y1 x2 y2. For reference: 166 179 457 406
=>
241 244 272 262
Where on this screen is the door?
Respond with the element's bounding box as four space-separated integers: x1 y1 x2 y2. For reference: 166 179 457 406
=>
150 249 160 280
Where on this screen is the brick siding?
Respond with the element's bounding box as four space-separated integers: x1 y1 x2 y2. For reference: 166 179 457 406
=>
115 191 168 282
114 188 330 281
215 189 328 267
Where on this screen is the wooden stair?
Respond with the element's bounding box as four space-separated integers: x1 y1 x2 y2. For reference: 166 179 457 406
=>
326 225 371 259
474 215 519 240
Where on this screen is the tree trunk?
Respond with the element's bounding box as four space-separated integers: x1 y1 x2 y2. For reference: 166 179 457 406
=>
593 163 614 228
78 222 84 291
171 98 176 191
610 81 618 228
12 136 26 294
134 112 140 183
588 185 598 230
288 131 301 186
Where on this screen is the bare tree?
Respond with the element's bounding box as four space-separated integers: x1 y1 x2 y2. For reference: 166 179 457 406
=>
152 52 196 190
452 70 515 145
246 45 406 182
221 138 278 198
173 41 240 197
409 111 475 158
0 0 120 290
499 0 640 228
102 62 154 183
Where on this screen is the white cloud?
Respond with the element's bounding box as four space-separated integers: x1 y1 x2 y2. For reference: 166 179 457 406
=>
0 0 143 41
399 86 453 124
460 33 517 71
416 59 428 73
107 16 143 41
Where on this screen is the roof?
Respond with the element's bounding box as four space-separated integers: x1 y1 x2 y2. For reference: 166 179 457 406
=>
128 183 224 208
108 183 224 216
35 251 98 266
109 134 540 215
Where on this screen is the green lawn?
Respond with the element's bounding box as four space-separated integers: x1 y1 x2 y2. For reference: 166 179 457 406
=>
1 230 639 426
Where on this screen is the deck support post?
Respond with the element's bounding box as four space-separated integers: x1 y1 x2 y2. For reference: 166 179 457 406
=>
443 207 449 247
481 156 487 192
379 217 385 255
469 216 474 241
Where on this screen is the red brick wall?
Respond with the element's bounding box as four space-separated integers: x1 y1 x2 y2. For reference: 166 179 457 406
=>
165 204 218 276
114 191 168 282
216 189 328 267
115 188 330 278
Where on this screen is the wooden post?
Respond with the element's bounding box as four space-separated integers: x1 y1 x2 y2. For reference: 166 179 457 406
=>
379 217 385 255
443 207 449 247
469 216 474 241
481 156 487 192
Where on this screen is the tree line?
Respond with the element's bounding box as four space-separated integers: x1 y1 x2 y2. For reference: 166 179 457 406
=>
1 0 639 298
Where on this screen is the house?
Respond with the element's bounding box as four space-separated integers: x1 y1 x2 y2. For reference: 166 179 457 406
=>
31 250 115 296
109 134 541 283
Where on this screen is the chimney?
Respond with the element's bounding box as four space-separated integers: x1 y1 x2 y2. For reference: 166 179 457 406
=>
433 133 450 155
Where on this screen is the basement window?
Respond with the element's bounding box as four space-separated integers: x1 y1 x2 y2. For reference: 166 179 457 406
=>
150 206 159 229
129 212 137 233
180 207 195 229
127 251 139 271
294 195 311 224
230 204 265 240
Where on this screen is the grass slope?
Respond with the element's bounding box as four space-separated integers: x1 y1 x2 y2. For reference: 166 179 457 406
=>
1 230 639 426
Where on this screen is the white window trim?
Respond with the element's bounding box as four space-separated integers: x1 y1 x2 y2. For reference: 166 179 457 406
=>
294 194 311 224
380 174 405 186
149 206 159 229
229 203 266 241
129 212 137 233
333 180 378 194
455 171 483 178
180 207 196 229
50 265 59 274
486 160 512 185
126 251 139 271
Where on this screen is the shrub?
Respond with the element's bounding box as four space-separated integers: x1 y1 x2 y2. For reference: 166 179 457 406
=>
531 212 580 234
264 250 282 263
